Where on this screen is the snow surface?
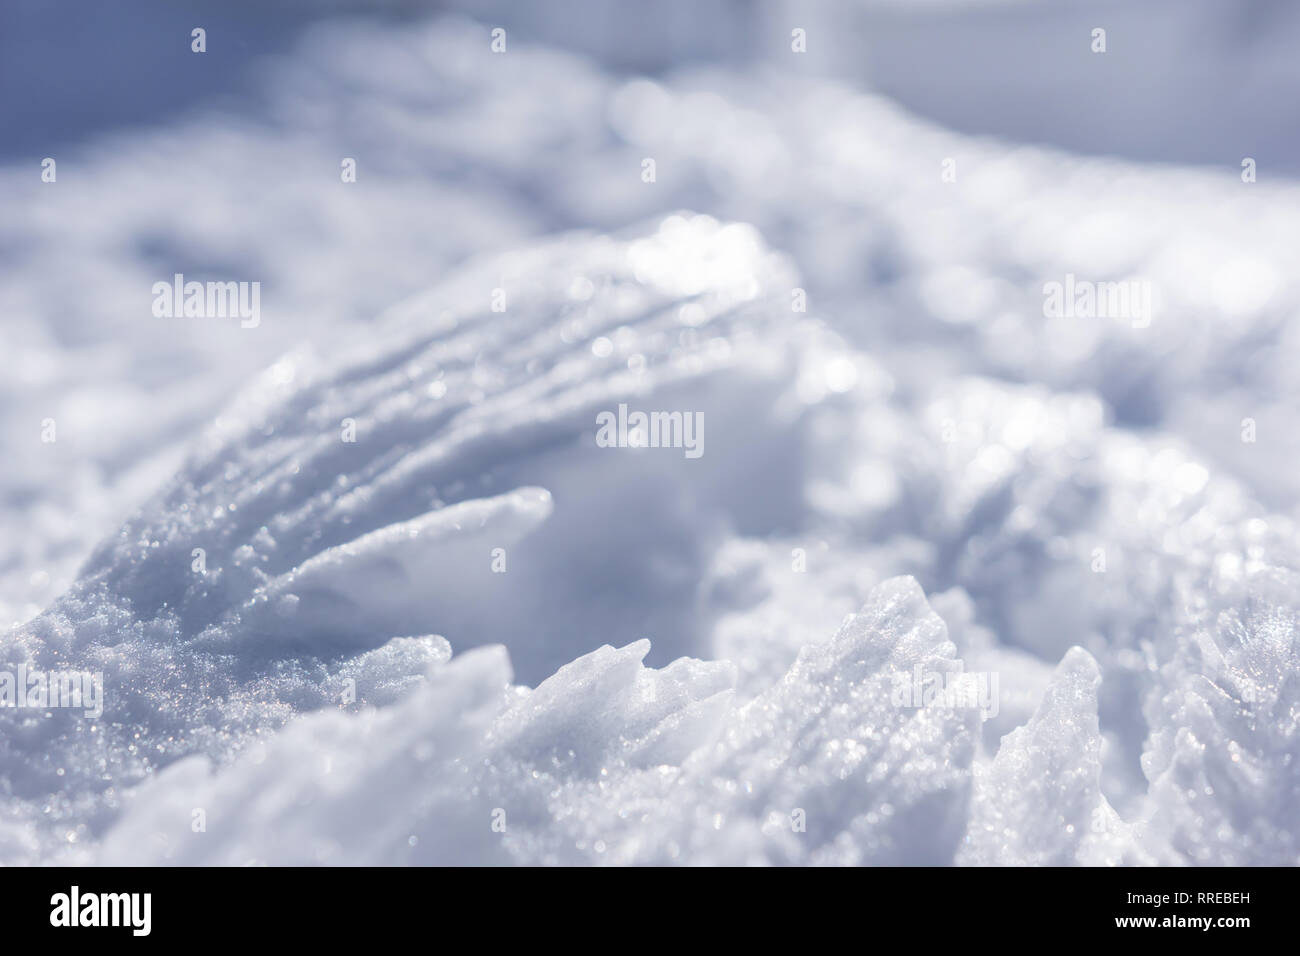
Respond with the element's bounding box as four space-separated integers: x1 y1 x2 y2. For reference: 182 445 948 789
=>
3 7 1299 865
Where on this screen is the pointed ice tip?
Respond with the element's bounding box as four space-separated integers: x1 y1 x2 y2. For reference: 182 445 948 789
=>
1058 645 1102 684
816 574 950 672
623 638 652 660
875 575 928 604
862 576 942 636
1029 646 1102 724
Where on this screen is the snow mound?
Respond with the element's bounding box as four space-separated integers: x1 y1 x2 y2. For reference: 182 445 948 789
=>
1142 566 1300 865
99 577 978 866
5 10 1300 867
1 215 808 863
960 647 1137 865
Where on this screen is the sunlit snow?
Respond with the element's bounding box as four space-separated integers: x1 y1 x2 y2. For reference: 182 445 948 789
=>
2 3 1299 866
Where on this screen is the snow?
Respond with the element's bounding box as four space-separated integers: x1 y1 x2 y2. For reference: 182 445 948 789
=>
100 577 978 866
3 5 1300 865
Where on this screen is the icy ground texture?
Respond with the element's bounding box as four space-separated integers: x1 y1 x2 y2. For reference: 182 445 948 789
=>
3 14 1300 864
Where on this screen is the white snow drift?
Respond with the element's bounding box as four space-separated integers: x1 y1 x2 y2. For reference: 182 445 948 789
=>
3 12 1299 866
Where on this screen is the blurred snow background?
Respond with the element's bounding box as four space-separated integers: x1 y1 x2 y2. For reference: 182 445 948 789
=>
2 0 1299 864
